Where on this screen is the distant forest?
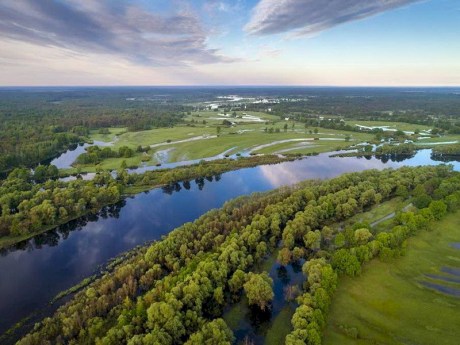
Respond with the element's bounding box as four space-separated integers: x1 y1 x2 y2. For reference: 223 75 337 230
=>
1 87 460 172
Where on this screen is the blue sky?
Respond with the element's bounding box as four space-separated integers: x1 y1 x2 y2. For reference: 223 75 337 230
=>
0 0 458 86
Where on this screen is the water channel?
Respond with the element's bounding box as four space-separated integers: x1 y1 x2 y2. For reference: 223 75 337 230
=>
1 149 459 339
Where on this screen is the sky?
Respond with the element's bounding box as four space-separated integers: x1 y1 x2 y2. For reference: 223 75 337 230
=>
0 0 459 86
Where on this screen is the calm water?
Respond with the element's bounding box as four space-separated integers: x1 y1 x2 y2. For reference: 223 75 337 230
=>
47 143 89 169
48 140 114 169
228 261 305 344
0 150 458 337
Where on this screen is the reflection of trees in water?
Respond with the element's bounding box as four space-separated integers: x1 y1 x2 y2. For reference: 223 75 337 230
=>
373 153 416 163
291 260 302 273
161 174 223 195
0 201 125 256
431 154 460 163
276 265 290 285
247 304 272 333
40 143 81 166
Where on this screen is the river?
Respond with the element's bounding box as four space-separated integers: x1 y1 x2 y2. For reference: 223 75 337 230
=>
0 149 459 339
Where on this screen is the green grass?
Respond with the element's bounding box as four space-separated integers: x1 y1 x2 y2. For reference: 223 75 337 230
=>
80 118 457 174
184 110 280 124
74 111 377 172
265 306 295 345
414 135 460 145
70 124 373 173
98 126 215 149
345 120 432 132
168 128 372 161
345 197 406 227
89 127 127 142
323 211 460 345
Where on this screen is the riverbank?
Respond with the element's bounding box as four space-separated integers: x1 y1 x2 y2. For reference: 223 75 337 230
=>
2 150 459 343
0 155 297 250
15 166 457 345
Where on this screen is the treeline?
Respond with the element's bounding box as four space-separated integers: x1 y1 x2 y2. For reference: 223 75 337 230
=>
245 89 460 119
16 165 455 345
375 143 416 155
0 155 294 247
0 89 186 173
432 143 460 156
0 131 81 173
75 146 136 165
0 170 121 240
126 155 296 187
284 172 460 344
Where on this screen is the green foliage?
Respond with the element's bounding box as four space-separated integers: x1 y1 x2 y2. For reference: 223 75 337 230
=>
15 166 460 345
185 319 234 345
428 200 447 220
354 228 373 245
0 170 121 241
243 272 274 310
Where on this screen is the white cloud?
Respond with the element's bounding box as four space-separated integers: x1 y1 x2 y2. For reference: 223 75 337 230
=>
245 0 420 36
0 0 231 66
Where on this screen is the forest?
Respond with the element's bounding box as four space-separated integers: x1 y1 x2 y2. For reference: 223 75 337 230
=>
15 165 460 345
0 155 294 248
0 88 186 173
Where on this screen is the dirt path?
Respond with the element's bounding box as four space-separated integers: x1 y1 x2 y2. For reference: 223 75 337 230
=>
370 203 413 228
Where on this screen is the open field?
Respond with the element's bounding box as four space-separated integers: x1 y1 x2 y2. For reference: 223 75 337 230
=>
68 113 458 173
89 127 127 142
345 120 433 132
184 110 281 124
344 197 407 229
66 111 373 172
414 135 460 145
324 211 460 345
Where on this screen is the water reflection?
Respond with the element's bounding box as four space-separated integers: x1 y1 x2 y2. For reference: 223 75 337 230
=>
45 140 115 170
45 143 89 169
230 260 305 345
1 149 459 338
375 152 417 163
0 203 125 256
431 154 460 163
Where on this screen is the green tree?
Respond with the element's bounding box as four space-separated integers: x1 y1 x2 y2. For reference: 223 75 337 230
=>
304 230 321 251
331 249 361 276
278 247 292 266
243 272 274 310
354 228 373 245
428 200 447 220
185 319 234 345
334 233 345 248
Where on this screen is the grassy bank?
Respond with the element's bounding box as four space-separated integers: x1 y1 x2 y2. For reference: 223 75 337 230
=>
66 111 374 173
323 211 460 345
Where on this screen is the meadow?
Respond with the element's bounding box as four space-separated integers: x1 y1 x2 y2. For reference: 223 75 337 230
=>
345 120 433 132
323 211 460 345
70 111 374 173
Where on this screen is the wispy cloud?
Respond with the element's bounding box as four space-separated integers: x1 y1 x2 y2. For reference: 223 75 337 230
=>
0 0 231 66
245 0 420 36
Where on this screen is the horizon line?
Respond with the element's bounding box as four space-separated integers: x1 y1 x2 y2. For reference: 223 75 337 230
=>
0 85 459 89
